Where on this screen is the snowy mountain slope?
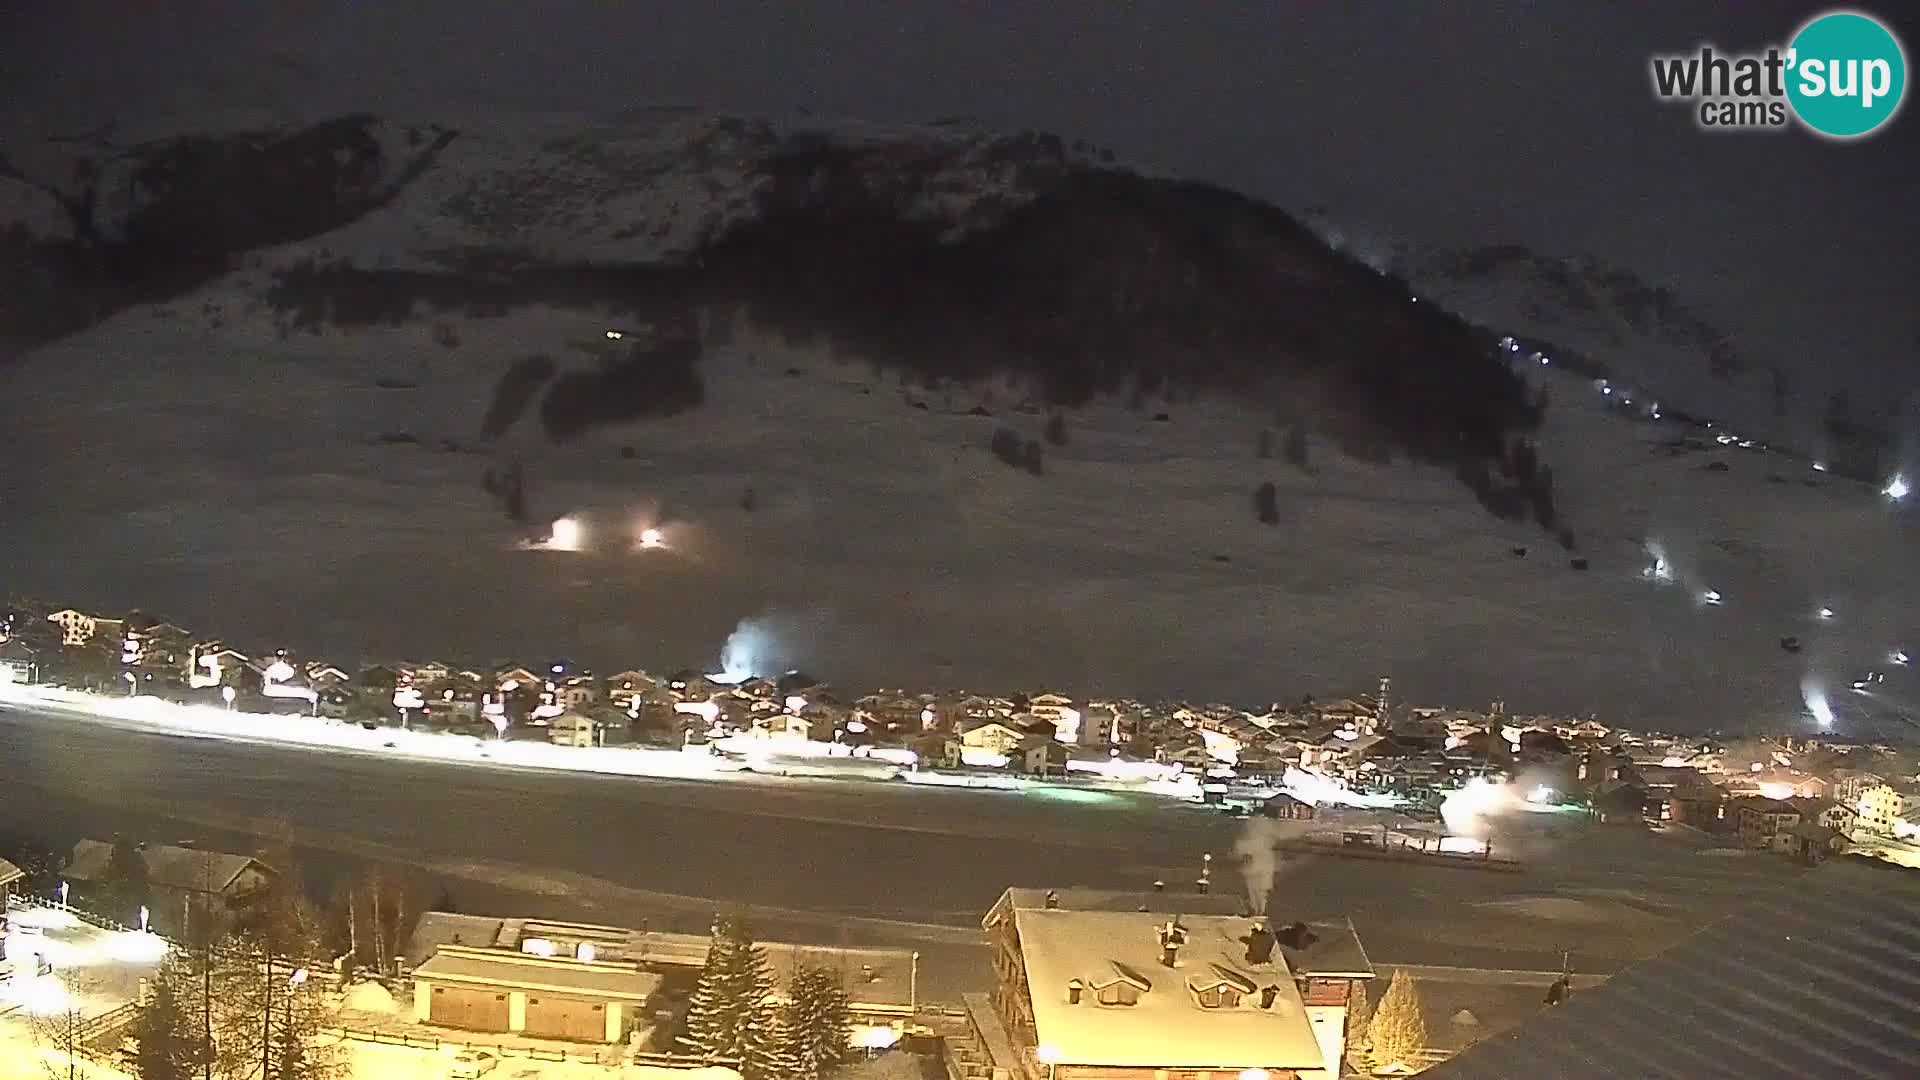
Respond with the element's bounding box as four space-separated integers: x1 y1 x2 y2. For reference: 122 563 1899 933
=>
5 111 1539 488
1302 210 1905 482
4 283 1917 732
3 110 1917 730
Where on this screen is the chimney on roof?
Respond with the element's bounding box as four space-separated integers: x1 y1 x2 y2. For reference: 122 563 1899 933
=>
1260 984 1280 1010
1152 879 1165 893
1044 889 1060 910
1243 921 1276 966
1157 917 1188 968
860 964 875 983
1067 979 1084 1005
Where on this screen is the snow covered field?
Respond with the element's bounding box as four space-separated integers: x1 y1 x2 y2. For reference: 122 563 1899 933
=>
1 112 1915 733
4 284 1916 734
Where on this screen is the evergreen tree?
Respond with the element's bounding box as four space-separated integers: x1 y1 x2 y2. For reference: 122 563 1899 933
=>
132 958 209 1080
742 997 803 1080
1367 968 1429 1072
102 833 151 925
1342 978 1373 1069
787 963 854 1080
683 915 773 1062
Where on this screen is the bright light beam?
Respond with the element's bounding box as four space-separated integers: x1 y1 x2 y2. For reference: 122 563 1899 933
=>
1886 474 1911 501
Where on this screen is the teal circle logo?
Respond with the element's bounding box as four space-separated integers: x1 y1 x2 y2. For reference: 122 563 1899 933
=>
1786 10 1907 138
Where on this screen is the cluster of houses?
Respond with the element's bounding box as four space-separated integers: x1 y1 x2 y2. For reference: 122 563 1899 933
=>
8 603 1920 860
41 826 1373 1078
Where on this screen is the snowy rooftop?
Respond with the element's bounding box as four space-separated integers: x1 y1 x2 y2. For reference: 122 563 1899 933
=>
984 886 1249 927
407 911 914 1010
1012 909 1327 1070
987 888 1373 979
66 838 268 894
412 945 661 1002
1418 858 1920 1079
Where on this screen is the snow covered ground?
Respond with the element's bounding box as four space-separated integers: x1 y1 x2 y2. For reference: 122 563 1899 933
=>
3 273 1917 733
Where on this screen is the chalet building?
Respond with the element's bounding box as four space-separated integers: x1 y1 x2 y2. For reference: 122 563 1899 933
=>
406 913 916 1045
1262 793 1316 821
961 719 1032 757
1024 693 1083 744
1856 782 1920 835
1019 735 1071 778
976 888 1372 1079
604 670 658 711
0 639 39 685
1828 768 1886 806
65 840 275 937
412 946 659 1043
1735 798 1803 852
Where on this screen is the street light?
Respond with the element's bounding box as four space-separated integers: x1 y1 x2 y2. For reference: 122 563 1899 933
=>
222 685 236 710
1036 1044 1060 1080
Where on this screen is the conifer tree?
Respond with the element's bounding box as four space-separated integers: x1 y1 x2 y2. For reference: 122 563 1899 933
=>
1343 978 1373 1069
683 915 773 1062
102 833 151 925
787 962 854 1080
1368 968 1429 1072
742 997 802 1080
132 957 209 1080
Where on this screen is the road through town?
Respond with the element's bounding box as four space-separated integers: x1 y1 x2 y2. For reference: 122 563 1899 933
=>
0 703 1809 996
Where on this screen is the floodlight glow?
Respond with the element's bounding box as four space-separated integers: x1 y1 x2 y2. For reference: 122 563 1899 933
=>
1701 589 1723 606
546 516 584 551
1813 461 1828 472
638 527 664 549
1885 474 1911 501
1818 607 1835 620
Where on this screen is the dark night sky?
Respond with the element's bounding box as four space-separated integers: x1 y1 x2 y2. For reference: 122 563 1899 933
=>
3 1 1916 400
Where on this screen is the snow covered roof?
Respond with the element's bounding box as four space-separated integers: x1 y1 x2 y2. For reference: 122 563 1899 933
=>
0 857 23 888
66 839 269 895
405 912 914 1010
414 945 661 1002
1011 909 1327 1070
1416 859 1920 1079
983 887 1248 928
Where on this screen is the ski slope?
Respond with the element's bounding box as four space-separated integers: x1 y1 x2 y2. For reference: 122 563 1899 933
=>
3 261 1916 734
